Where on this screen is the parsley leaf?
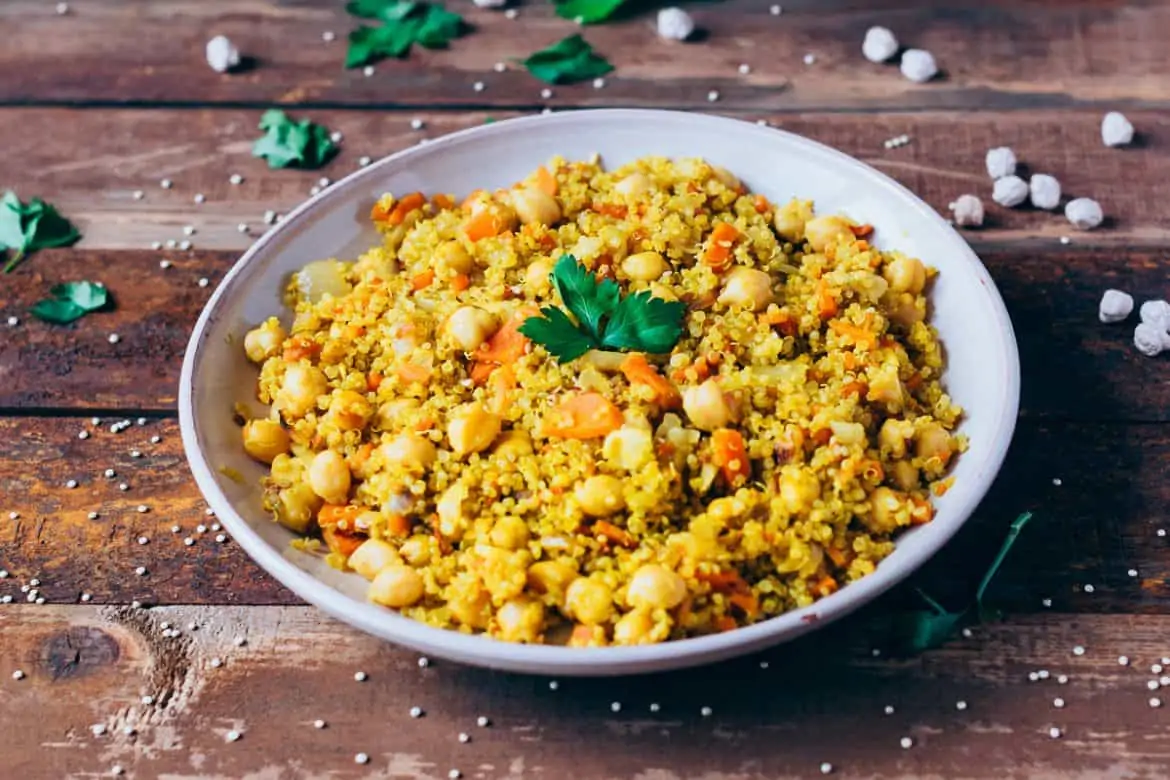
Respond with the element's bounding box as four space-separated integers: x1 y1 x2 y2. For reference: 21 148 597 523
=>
553 0 628 24
518 305 597 362
0 192 81 273
345 1 468 66
521 35 614 85
252 110 338 170
602 290 687 354
551 254 619 341
31 280 110 325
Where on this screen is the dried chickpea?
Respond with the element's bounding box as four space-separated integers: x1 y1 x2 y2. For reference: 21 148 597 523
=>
380 433 437 472
718 267 773 311
613 608 657 645
447 403 502 457
242 419 289 464
375 398 420 430
349 539 403 580
682 379 734 431
489 515 530 550
495 597 544 643
884 255 926 294
278 364 327 418
328 389 372 430
622 251 668 282
368 565 425 608
527 560 578 602
444 306 499 352
614 171 652 198
626 564 688 610
564 577 614 625
804 215 853 252
308 450 351 504
244 319 286 363
575 474 625 517
436 240 474 274
399 535 432 566
915 423 953 465
511 187 561 227
867 486 906 534
274 483 320 534
778 466 821 514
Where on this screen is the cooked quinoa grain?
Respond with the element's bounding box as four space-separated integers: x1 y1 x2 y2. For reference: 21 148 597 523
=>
240 155 963 645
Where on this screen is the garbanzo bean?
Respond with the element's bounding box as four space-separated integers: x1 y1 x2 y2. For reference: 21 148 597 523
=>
574 474 625 517
492 430 534 460
915 423 953 464
564 577 614 625
526 560 578 602
778 466 821 514
867 486 906 534
511 187 561 227
495 597 544 643
622 251 668 282
613 608 656 645
447 403 502 457
626 564 688 610
375 398 420 431
682 379 734 431
613 171 652 198
244 319 286 364
804 215 854 253
278 364 327 418
444 306 499 352
349 538 403 580
718 267 773 311
773 198 813 242
328 389 372 430
380 433 437 472
399 536 432 566
241 418 289 463
884 255 927 294
274 483 320 534
308 450 351 504
489 515 530 550
436 240 474 274
368 565 425 608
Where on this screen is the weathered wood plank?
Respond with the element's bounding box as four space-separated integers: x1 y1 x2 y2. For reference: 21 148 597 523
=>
1 416 1167 612
4 1 1170 111
2 245 1167 420
5 107 1169 251
4 605 1170 779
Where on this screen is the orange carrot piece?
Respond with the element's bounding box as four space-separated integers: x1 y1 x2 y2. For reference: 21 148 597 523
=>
702 222 740 270
387 192 426 226
385 514 413 537
450 273 471 292
593 202 628 219
728 591 761 618
469 361 496 386
432 193 455 210
396 363 432 384
714 615 739 632
910 498 934 525
533 165 558 196
475 308 536 364
544 392 624 439
826 545 850 568
753 194 770 214
711 428 751 487
696 569 750 593
812 575 838 598
318 503 363 530
367 371 383 392
829 319 875 347
620 353 681 409
323 527 365 558
815 280 838 318
463 209 500 242
281 336 320 362
411 269 435 291
592 520 636 548
850 223 874 238
415 416 436 432
348 442 375 472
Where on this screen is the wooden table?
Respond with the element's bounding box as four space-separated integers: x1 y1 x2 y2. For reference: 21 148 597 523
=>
3 1 1170 777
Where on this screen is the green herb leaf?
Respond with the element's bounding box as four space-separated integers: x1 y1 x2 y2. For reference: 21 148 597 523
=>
521 34 614 85
0 192 81 273
345 2 467 66
31 280 110 325
550 254 619 341
252 109 338 170
553 0 628 24
518 305 597 362
601 290 687 354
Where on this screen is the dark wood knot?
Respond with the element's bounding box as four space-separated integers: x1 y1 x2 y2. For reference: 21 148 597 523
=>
40 626 120 680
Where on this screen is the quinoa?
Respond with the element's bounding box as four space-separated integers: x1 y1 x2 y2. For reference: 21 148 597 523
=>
238 155 963 646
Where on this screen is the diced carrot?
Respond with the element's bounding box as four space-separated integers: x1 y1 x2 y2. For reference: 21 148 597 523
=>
385 514 413 537
463 209 501 242
753 194 770 214
850 223 874 238
905 373 924 390
729 591 760 618
711 428 751 487
593 202 628 219
842 352 856 370
829 319 876 348
469 361 496 386
568 624 603 647
854 240 870 251
840 381 867 397
826 545 850 568
696 569 750 593
812 575 838 598
460 189 486 211
318 503 363 531
932 477 954 497
396 363 432 384
544 392 624 439
910 498 935 525
451 273 471 292
620 353 682 409
281 335 320 362
860 460 884 482
811 427 832 446
815 280 838 318
671 355 711 383
367 371 383 392
487 364 515 417
432 193 455 210
702 222 739 271
323 527 365 558
533 165 558 196
415 416 436 432
714 616 739 632
387 192 426 226
592 520 635 548
343 324 365 339
348 442 375 472
411 269 435 291
475 308 536 365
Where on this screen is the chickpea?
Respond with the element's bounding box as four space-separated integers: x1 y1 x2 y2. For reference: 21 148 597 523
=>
491 430 534 461
773 199 814 243
436 240 474 275
564 577 614 625
243 319 286 364
399 535 432 566
368 564 425 608
682 379 734 431
888 296 926 327
648 282 678 302
891 460 920 491
375 398 419 431
575 474 626 517
274 483 320 534
348 538 403 580
867 367 904 406
526 560 578 601
712 166 741 190
278 364 327 418
489 515 531 550
525 259 553 296
436 483 470 540
778 466 821 514
879 419 915 459
867 486 907 534
718 267 774 311
883 255 927 294
614 171 652 198
626 564 688 610
447 403 502 457
495 597 544 643
602 425 654 471
621 251 668 282
380 433 437 472
328 389 373 430
308 450 351 505
444 306 499 352
242 419 290 464
511 187 561 227
804 215 854 253
613 608 656 645
915 423 953 465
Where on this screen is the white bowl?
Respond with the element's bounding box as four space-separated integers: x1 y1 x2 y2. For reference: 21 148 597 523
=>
179 109 1019 676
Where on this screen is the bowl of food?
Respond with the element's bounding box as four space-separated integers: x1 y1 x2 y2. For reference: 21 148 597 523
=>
179 109 1019 675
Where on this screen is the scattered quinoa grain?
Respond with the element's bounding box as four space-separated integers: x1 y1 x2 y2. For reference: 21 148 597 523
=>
477 716 490 727
1065 197 1104 230
985 147 1017 179
949 194 984 228
12 670 25 680
410 706 423 717
700 705 712 717
1152 697 1163 708
225 730 241 742
1099 290 1134 323
899 49 937 82
707 90 720 102
862 26 899 63
314 719 327 728
656 7 696 41
1049 727 1062 739
611 701 622 712
355 753 370 764
992 176 1029 208
355 671 368 682
1102 111 1135 147
1073 646 1086 656
900 737 913 749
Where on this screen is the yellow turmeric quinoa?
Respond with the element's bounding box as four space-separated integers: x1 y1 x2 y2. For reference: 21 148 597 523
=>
238 155 964 646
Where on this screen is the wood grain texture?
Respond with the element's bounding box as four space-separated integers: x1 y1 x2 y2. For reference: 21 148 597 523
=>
5 605 1170 779
2 245 1168 420
2 416 1168 612
4 107 1169 250
5 0 1170 111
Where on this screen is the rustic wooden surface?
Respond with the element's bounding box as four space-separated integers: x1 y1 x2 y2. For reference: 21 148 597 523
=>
3 1 1170 778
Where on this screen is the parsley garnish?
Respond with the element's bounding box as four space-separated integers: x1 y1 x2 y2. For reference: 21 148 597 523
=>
553 0 628 24
345 1 468 67
519 255 686 362
31 281 110 324
0 192 80 273
251 110 338 170
521 34 614 84
893 511 1033 652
